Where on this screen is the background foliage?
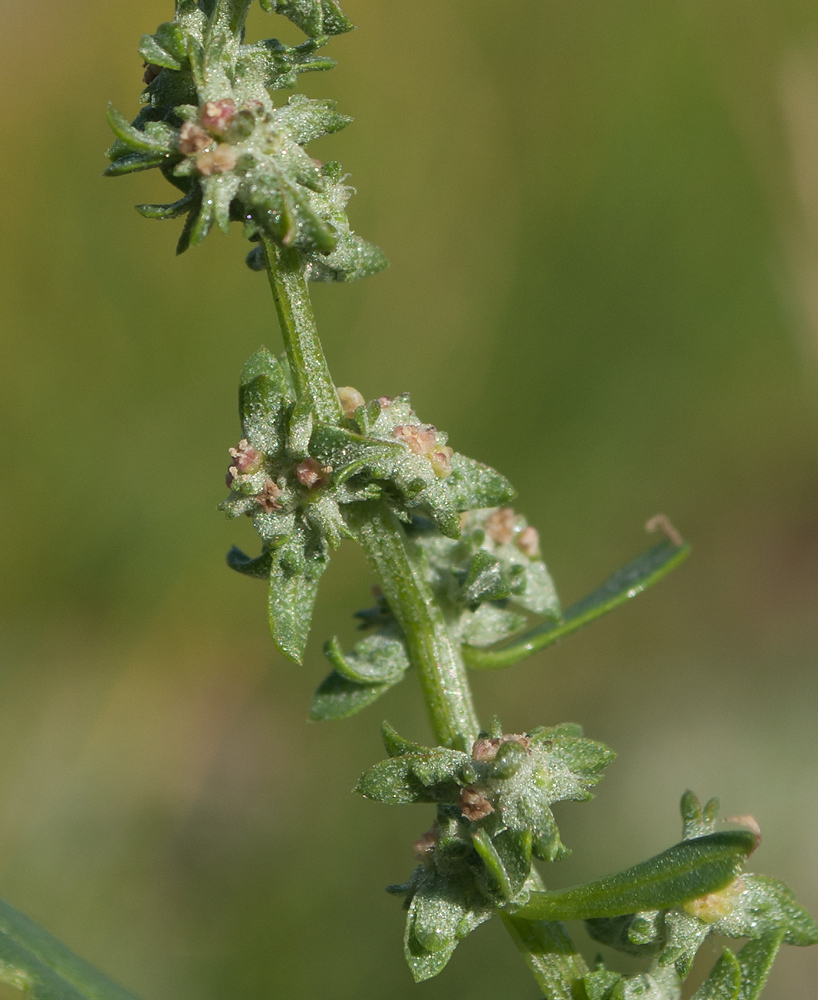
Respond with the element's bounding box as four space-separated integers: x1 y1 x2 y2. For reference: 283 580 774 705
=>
1 1 818 997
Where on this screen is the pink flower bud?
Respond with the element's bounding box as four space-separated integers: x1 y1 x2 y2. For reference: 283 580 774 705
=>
336 386 365 418
429 446 453 478
485 507 517 545
394 424 437 456
200 99 237 136
197 144 237 176
178 121 212 155
295 458 331 490
517 525 540 557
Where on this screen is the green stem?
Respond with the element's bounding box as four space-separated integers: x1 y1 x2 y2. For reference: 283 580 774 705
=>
263 237 343 425
501 912 589 1000
345 502 480 751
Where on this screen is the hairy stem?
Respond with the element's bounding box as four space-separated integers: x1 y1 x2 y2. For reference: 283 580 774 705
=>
263 237 343 425
501 912 589 1000
345 502 480 751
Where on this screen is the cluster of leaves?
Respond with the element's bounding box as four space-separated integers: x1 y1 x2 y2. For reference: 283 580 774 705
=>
356 719 615 980
312 504 562 721
357 728 813 996
577 792 818 1000
104 0 385 278
222 348 514 661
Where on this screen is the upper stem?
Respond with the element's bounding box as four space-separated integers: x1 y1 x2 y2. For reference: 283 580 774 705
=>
263 238 343 425
345 502 480 751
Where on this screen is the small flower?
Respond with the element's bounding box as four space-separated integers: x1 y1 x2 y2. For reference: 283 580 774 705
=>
429 445 453 478
178 121 212 155
200 99 237 136
255 479 283 511
458 787 494 822
485 507 517 545
517 525 540 557
295 457 331 490
394 424 437 456
337 385 365 418
197 144 238 176
684 877 745 923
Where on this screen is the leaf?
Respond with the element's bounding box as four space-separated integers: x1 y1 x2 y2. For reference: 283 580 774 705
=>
443 453 516 511
138 33 183 71
690 949 741 1000
462 550 512 605
269 0 355 38
267 525 329 663
464 538 690 670
105 105 174 154
472 828 532 901
226 545 271 579
102 152 170 176
716 874 818 947
355 748 467 805
239 347 293 453
323 632 409 684
736 932 785 1000
309 670 398 721
305 233 389 283
0 895 139 1000
135 191 195 219
513 830 757 922
273 94 352 145
380 721 424 757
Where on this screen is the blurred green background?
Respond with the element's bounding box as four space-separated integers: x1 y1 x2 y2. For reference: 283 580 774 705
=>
1 1 818 997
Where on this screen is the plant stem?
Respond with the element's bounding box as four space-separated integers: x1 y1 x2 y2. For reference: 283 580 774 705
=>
501 911 589 1000
263 236 343 425
345 502 480 751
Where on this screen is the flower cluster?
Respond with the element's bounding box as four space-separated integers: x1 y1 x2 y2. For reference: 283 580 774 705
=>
104 0 385 278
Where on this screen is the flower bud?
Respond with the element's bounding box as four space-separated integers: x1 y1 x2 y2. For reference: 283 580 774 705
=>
517 525 540 557
337 386 365 418
485 507 517 545
295 457 331 490
197 144 238 176
201 99 236 136
429 446 453 478
394 424 437 456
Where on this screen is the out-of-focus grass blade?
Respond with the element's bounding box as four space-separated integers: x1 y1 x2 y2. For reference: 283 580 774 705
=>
464 538 690 670
0 896 140 999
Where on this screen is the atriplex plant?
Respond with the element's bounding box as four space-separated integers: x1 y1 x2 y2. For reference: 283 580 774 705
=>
0 2 813 999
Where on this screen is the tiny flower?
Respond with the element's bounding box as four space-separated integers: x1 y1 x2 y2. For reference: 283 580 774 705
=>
255 479 283 512
458 787 494 821
337 385 365 418
394 424 437 456
517 525 540 557
178 121 212 155
684 877 744 923
200 99 236 136
377 395 393 408
429 446 453 478
197 144 238 176
295 457 331 490
485 507 517 545
229 439 260 474
472 738 501 762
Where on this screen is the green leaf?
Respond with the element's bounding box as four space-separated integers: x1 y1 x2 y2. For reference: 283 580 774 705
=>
355 748 467 805
323 632 409 684
443 454 516 511
690 949 741 1000
464 538 690 670
266 525 329 663
226 545 271 579
305 233 389 282
472 828 532 901
239 347 293 453
135 191 195 219
380 721 425 757
513 830 757 922
0 895 139 1000
138 33 183 71
716 874 818 946
105 105 174 154
735 932 785 1000
102 152 170 176
309 670 397 721
269 0 355 37
462 550 512 605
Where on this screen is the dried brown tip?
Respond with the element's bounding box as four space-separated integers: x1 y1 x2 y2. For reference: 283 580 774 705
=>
412 828 438 862
197 144 238 176
485 507 517 545
255 479 283 512
336 386 365 418
645 514 683 548
725 814 762 852
458 787 494 822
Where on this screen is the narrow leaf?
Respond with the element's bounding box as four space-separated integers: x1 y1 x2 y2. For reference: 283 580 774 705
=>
226 545 271 580
464 539 690 670
513 830 756 922
690 949 741 1000
736 932 785 1000
309 671 397 721
138 34 182 70
135 192 195 220
103 152 169 176
0 895 139 1000
105 105 173 154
